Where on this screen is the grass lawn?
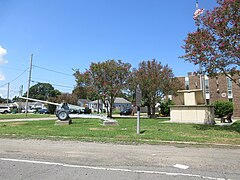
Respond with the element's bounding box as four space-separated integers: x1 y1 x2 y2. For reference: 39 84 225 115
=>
0 117 239 145
0 113 53 120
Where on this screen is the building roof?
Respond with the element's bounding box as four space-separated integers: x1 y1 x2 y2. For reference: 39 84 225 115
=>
114 97 131 104
78 99 90 104
89 97 131 104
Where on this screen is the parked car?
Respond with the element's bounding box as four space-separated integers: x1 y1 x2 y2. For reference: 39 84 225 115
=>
120 108 133 116
21 108 36 113
0 106 11 114
38 109 50 114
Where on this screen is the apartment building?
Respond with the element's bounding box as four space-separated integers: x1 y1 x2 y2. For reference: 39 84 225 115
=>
172 73 240 117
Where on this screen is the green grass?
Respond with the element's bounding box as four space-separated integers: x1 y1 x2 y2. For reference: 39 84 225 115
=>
0 113 53 120
0 117 239 145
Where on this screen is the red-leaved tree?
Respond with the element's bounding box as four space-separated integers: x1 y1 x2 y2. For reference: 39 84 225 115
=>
74 59 131 117
181 0 239 86
130 59 180 118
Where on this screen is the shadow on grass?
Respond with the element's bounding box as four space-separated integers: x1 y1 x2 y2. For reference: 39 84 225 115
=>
194 121 240 133
72 119 100 126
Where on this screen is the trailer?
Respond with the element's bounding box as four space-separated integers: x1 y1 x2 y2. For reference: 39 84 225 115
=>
19 96 118 125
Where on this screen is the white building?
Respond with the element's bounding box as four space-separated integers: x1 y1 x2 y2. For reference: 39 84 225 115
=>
89 97 132 112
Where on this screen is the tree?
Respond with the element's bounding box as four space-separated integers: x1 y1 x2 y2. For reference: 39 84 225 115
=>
72 72 98 101
50 93 78 105
0 96 5 103
181 0 239 86
23 83 61 100
130 59 180 118
160 99 174 117
47 93 79 114
74 59 131 117
212 101 233 118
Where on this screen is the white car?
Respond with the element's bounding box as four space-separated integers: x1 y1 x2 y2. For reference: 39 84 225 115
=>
22 108 36 113
0 106 11 114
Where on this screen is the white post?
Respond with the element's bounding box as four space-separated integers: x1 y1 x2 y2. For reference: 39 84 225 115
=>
137 106 140 134
136 85 142 134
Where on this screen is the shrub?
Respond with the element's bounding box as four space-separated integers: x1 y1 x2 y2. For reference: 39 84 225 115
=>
212 101 233 118
160 99 174 117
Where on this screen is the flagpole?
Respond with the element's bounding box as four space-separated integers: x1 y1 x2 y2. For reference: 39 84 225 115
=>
194 0 206 104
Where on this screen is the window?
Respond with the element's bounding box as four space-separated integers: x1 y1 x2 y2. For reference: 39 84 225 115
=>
195 82 198 89
227 77 233 99
227 77 232 90
205 76 210 100
185 77 189 90
205 78 209 93
216 77 220 93
206 99 210 105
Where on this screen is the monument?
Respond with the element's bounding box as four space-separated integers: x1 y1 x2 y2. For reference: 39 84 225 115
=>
170 89 215 124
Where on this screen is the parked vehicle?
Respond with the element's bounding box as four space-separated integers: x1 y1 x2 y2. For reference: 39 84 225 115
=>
21 108 36 113
38 109 50 114
120 108 133 116
0 106 11 114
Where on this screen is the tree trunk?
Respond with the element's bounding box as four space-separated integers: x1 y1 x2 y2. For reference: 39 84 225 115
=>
105 103 110 117
108 99 114 118
147 105 151 116
109 105 113 118
150 106 156 118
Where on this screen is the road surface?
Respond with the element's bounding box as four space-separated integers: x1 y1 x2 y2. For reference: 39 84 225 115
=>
0 138 239 179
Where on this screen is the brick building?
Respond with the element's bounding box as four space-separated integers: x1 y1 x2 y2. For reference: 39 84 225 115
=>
172 73 240 118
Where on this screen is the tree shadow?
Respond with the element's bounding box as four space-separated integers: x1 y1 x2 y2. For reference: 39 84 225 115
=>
193 121 240 133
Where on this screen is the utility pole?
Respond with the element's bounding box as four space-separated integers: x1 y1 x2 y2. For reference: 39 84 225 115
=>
19 85 23 113
25 54 33 116
7 83 10 105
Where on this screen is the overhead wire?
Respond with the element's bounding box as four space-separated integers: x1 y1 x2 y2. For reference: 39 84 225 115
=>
32 64 73 77
31 80 74 89
0 68 28 88
8 68 28 84
0 63 75 99
0 66 27 72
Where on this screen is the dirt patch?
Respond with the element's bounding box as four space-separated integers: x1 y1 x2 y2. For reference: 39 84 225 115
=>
9 122 28 126
89 127 115 131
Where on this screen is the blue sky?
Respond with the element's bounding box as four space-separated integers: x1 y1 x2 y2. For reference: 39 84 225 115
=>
0 0 217 99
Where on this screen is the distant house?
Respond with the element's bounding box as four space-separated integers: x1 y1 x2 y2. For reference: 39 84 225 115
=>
113 97 132 110
77 99 90 107
14 102 47 111
0 101 47 113
89 97 132 112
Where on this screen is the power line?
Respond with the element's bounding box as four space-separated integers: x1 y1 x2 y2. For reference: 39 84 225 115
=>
0 83 8 88
0 68 28 88
0 66 27 72
9 68 28 84
31 80 74 89
32 64 73 77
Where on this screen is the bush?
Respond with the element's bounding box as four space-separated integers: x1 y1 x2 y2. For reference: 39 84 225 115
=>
212 101 233 118
160 99 174 117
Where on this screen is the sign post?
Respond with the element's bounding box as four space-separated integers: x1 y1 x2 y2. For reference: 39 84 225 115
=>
136 85 142 134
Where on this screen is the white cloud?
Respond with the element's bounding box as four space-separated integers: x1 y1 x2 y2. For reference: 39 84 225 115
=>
0 71 5 80
0 45 8 81
0 46 8 64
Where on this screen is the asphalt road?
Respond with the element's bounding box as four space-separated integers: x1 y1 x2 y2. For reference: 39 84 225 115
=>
0 138 239 180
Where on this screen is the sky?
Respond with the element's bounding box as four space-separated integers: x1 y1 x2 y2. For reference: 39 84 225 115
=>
0 0 218 99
